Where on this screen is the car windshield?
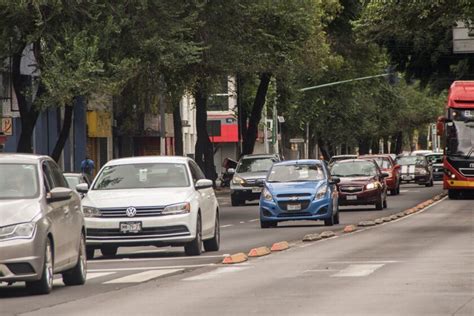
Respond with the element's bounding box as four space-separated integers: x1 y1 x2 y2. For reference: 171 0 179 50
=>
363 157 391 169
267 164 325 182
426 155 443 164
236 158 276 173
331 161 377 177
0 164 39 199
396 156 426 166
93 163 190 190
65 176 81 189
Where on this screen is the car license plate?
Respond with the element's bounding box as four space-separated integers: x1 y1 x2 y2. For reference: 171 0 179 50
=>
287 203 301 211
346 195 357 201
252 187 262 193
120 221 142 234
402 175 413 180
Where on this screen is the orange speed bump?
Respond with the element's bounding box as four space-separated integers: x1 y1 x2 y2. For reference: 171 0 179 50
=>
222 253 248 264
248 246 271 257
271 241 289 252
343 225 357 233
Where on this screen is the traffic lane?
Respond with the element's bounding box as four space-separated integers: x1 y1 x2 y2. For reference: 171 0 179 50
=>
30 195 473 315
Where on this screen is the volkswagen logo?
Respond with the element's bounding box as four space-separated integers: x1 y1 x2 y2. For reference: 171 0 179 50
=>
126 207 137 217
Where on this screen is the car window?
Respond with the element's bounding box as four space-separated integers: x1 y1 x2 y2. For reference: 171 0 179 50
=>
330 161 378 177
0 163 39 199
42 162 55 191
370 157 392 169
426 155 443 164
93 163 190 190
47 161 69 188
188 161 205 183
237 158 276 173
396 156 426 166
65 176 81 189
268 164 325 182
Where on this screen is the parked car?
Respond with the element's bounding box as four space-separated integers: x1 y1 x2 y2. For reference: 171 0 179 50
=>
259 160 340 228
64 173 90 195
359 154 401 195
0 154 86 294
230 154 280 206
396 155 434 186
329 155 358 166
330 159 389 210
425 153 444 181
78 156 220 259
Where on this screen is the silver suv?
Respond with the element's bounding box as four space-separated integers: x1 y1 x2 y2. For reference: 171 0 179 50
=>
0 154 86 294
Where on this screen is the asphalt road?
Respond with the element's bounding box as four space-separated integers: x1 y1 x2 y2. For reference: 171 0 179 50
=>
0 182 449 315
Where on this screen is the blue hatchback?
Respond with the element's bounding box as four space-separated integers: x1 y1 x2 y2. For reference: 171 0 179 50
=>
259 160 340 228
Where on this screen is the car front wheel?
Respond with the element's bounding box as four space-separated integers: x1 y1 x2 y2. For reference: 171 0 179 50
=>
185 213 202 256
27 238 54 295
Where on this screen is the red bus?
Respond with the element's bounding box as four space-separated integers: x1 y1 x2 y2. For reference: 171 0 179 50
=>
438 81 474 198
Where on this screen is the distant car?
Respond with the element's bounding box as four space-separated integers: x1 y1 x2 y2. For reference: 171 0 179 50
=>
230 154 280 206
330 159 389 210
259 160 340 228
64 173 90 190
79 156 220 259
425 153 444 181
329 155 358 166
0 154 86 294
359 154 401 195
396 155 434 187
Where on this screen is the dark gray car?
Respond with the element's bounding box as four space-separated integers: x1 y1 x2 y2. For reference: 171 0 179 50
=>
0 154 86 294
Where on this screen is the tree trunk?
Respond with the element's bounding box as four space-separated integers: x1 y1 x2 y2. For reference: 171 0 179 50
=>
173 102 183 156
242 72 271 155
394 131 403 154
51 103 74 162
194 83 217 182
371 138 380 154
317 139 331 161
237 74 247 158
12 51 40 153
358 138 371 155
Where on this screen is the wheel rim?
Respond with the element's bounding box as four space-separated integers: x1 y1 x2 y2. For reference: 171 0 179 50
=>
45 242 53 289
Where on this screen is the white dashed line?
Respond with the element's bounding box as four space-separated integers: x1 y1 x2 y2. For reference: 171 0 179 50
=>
104 269 182 284
220 224 234 228
331 264 384 277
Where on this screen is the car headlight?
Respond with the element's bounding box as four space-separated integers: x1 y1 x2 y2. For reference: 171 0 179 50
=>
232 175 245 185
366 182 377 190
0 222 36 241
83 206 101 217
315 186 328 200
162 202 191 215
262 188 273 201
416 168 427 175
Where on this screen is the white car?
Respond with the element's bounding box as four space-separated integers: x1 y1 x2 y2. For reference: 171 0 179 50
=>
78 156 220 258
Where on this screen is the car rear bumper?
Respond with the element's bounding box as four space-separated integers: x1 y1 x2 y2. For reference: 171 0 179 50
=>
338 189 380 206
230 187 262 201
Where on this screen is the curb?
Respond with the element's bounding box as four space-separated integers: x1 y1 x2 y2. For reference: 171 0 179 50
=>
222 253 248 264
248 246 271 257
358 220 376 227
303 233 322 242
271 241 290 252
343 225 357 233
319 231 336 238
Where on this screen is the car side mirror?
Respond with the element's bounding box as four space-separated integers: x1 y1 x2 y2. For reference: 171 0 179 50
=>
227 168 235 175
329 177 340 185
195 179 213 189
76 183 89 194
47 187 73 202
381 172 390 178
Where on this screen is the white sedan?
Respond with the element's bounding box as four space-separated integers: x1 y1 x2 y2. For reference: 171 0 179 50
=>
78 156 220 258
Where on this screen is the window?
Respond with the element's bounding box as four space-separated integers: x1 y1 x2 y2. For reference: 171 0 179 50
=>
188 161 205 183
46 161 68 188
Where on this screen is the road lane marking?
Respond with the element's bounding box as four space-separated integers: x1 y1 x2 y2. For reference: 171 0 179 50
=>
90 254 227 264
104 269 182 284
88 264 216 272
249 219 259 222
220 224 233 228
328 261 399 264
240 221 245 224
183 267 249 281
303 269 338 273
331 264 384 277
53 272 116 286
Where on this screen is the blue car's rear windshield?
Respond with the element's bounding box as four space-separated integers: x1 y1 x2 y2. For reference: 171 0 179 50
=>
267 164 325 182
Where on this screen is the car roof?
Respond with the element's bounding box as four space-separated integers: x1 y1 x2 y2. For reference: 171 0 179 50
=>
331 155 357 158
333 158 376 164
274 159 323 166
241 154 279 159
104 156 190 166
0 153 49 164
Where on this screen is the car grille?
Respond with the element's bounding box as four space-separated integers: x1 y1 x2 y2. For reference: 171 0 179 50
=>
98 206 165 218
459 168 474 177
277 211 312 218
340 186 364 193
276 193 312 198
87 225 190 240
242 179 264 187
277 200 311 211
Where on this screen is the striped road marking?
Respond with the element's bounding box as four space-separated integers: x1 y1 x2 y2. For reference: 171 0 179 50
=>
331 264 384 277
183 267 249 281
103 269 182 284
53 272 116 286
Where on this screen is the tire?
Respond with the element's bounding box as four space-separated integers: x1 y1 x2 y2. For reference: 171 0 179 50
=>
26 238 54 295
324 215 334 226
86 247 95 260
426 178 434 187
390 189 397 195
260 220 277 228
375 194 383 210
203 212 220 252
231 196 243 207
383 198 388 209
100 246 118 258
396 184 401 195
62 233 87 286
333 211 340 225
185 213 202 256
448 189 459 199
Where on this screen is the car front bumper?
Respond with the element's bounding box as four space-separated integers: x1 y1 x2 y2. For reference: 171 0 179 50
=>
85 212 197 247
0 233 45 283
259 197 333 222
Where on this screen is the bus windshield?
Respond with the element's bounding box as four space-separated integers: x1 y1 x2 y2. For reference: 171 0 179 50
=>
446 120 474 158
